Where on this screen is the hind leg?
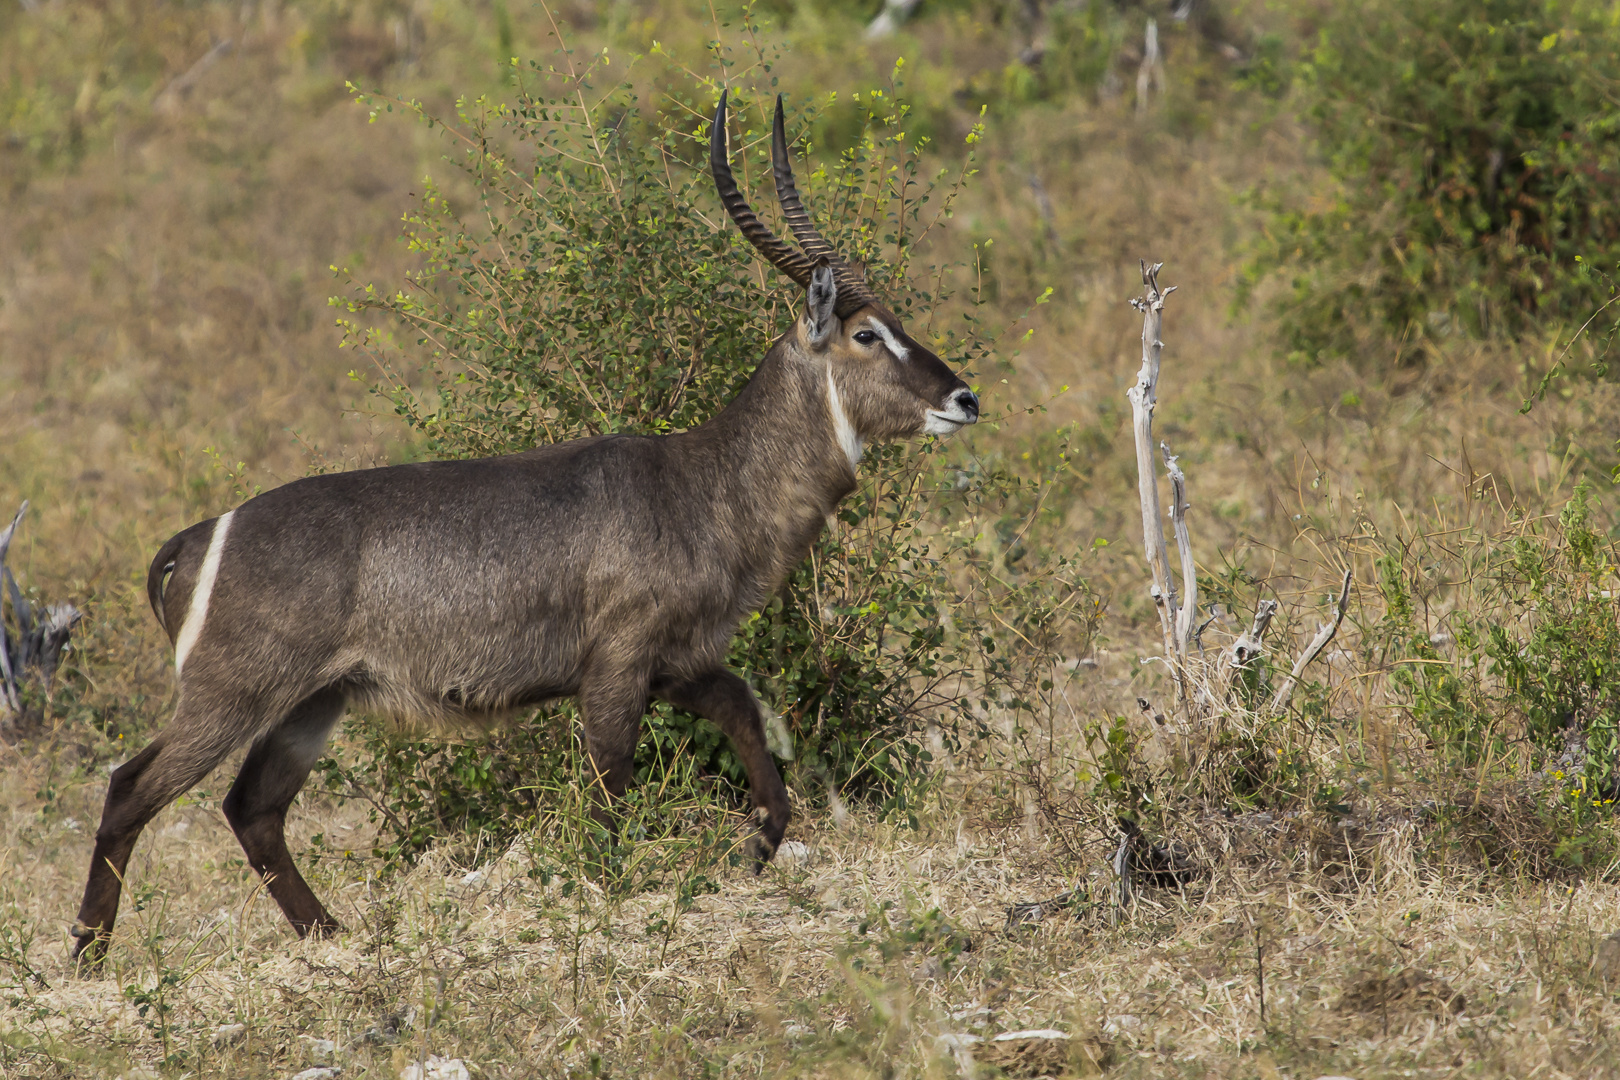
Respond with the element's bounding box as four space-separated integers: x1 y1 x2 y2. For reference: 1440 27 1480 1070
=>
72 701 256 965
222 687 346 938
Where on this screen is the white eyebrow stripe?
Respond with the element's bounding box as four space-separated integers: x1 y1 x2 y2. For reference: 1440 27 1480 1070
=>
869 320 909 360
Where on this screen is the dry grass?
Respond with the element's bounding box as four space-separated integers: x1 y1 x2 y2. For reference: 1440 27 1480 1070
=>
5 742 1620 1078
6 1 1620 1077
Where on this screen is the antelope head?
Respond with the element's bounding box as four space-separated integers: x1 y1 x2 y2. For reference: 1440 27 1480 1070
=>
711 93 980 467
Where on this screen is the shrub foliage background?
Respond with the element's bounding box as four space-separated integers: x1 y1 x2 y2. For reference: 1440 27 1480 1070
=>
1246 0 1620 363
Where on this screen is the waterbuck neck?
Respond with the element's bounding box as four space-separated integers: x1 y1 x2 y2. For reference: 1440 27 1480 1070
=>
684 342 860 575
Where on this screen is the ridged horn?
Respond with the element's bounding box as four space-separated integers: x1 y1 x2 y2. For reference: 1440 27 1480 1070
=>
711 90 815 288
770 95 879 318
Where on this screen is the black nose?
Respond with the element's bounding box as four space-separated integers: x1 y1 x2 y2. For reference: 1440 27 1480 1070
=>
952 388 980 419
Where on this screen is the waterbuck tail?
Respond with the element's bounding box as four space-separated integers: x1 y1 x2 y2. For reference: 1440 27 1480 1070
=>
146 531 189 638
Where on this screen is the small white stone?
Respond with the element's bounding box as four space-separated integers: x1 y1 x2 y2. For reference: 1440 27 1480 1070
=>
1103 1014 1141 1034
399 1055 470 1080
211 1022 247 1047
458 869 485 887
299 1036 339 1061
291 1069 342 1080
993 1029 1068 1041
776 840 811 865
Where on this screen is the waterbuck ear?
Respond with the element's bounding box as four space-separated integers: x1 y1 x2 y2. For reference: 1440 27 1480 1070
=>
804 262 837 349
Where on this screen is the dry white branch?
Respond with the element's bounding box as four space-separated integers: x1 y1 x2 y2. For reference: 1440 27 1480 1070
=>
1163 443 1197 660
1028 172 1059 247
1270 569 1352 713
0 502 27 717
1228 600 1277 676
1136 19 1167 115
1127 262 1179 673
154 38 234 114
1111 827 1134 921
865 0 923 40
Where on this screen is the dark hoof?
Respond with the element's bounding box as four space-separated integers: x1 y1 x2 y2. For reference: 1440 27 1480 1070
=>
70 923 109 973
744 831 778 872
294 918 344 941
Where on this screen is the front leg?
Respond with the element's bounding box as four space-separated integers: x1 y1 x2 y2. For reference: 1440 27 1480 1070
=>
576 668 651 853
653 667 791 868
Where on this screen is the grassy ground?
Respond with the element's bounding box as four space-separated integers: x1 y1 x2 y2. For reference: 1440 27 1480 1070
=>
6 739 1620 1078
5 1 1620 1077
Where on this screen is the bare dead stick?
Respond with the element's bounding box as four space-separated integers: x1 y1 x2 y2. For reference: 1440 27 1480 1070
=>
1028 173 1060 247
0 502 27 716
1270 569 1352 714
1224 599 1278 703
1127 262 1180 669
865 0 923 39
1136 19 1167 114
154 39 234 114
1163 443 1198 660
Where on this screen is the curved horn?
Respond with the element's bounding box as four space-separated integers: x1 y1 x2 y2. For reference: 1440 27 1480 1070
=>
711 90 815 288
770 95 879 317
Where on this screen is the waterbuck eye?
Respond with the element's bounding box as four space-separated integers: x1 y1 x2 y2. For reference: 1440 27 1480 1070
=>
853 329 878 345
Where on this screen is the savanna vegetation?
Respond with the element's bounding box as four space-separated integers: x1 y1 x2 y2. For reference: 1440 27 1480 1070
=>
3 1 1620 1077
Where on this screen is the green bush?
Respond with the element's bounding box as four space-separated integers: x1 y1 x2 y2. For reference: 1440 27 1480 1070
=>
1376 549 1496 767
1244 0 1620 364
1486 488 1620 796
322 46 1092 867
1375 487 1620 864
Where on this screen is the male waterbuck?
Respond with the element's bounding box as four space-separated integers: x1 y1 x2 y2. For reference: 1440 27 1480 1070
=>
70 92 980 962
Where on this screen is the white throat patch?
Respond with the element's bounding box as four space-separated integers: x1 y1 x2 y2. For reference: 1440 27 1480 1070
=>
174 509 234 676
825 366 863 470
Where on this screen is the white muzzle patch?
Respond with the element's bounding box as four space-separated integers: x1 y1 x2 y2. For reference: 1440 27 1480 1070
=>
924 399 977 436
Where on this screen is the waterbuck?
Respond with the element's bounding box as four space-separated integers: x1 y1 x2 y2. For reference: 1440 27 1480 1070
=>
70 92 980 963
